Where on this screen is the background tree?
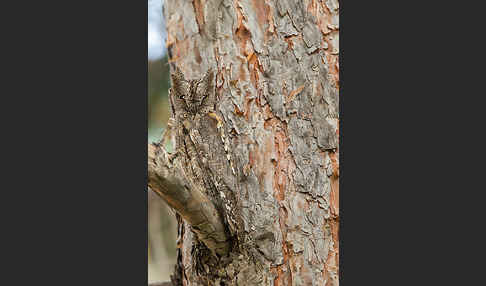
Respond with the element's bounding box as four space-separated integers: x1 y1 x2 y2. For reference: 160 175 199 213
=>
148 0 339 285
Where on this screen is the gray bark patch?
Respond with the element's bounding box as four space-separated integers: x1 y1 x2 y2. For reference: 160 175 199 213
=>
302 18 322 53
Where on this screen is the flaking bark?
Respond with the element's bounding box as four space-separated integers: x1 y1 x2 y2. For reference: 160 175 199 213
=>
156 0 340 285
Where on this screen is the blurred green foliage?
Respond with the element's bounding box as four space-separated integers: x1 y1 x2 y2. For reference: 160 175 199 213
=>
148 55 170 143
148 55 177 282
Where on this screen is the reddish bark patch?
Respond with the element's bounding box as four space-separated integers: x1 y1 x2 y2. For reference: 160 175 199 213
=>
215 71 225 92
169 39 190 64
273 129 289 202
235 2 256 61
247 52 262 88
235 24 252 57
287 84 305 103
307 0 317 12
261 104 294 286
323 219 339 285
271 263 290 286
248 147 255 170
283 36 294 51
235 0 244 30
272 205 291 286
265 0 275 37
237 64 247 82
329 151 339 217
194 45 202 64
262 104 273 122
251 0 267 30
244 92 253 121
166 34 175 48
192 0 204 34
234 104 244 117
324 52 339 88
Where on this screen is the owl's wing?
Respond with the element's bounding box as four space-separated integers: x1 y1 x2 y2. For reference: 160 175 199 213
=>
170 66 190 115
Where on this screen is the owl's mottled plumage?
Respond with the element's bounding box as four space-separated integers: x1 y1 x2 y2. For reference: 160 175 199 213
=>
168 66 220 198
168 66 235 175
167 65 238 249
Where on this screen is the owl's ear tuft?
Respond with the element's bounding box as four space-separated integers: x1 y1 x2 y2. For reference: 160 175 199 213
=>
170 66 190 113
199 69 216 114
170 66 188 98
201 69 214 94
171 65 185 81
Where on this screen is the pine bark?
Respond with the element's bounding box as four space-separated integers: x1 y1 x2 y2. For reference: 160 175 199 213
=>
155 0 339 285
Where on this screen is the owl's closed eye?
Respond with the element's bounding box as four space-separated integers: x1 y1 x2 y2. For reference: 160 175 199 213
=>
170 66 215 117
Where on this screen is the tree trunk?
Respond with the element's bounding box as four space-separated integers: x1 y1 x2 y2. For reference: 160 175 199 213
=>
154 0 339 285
